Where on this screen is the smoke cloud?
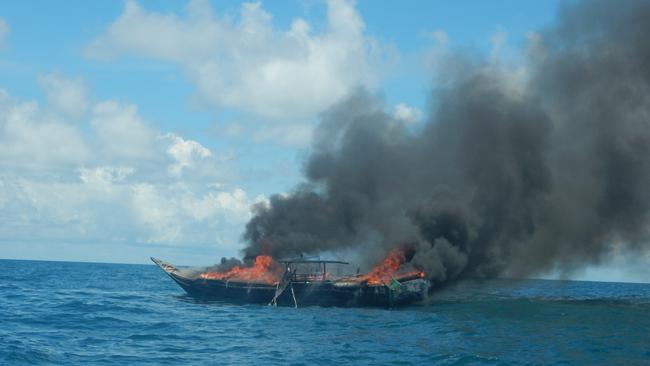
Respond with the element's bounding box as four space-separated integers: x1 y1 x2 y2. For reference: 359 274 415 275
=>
242 0 650 288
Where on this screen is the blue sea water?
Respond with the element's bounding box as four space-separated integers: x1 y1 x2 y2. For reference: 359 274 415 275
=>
0 259 649 365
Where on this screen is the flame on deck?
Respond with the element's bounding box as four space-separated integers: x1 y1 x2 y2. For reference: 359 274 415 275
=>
200 255 281 285
356 248 425 285
198 248 425 287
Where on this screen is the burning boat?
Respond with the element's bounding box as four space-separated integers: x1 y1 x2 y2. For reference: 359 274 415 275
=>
152 249 429 308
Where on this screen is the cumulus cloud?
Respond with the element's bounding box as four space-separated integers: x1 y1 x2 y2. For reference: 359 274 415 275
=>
91 101 159 160
131 184 257 244
0 78 257 251
164 133 212 177
37 73 89 118
86 0 384 120
0 18 9 49
79 166 134 189
0 88 90 168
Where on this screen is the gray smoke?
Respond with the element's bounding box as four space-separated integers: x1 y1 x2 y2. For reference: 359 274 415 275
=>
174 257 245 279
241 0 650 288
205 257 245 273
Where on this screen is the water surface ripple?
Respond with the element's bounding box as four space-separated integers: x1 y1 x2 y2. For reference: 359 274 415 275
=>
1 259 648 365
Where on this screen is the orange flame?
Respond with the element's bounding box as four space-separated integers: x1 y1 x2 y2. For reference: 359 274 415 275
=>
357 248 425 285
200 255 281 285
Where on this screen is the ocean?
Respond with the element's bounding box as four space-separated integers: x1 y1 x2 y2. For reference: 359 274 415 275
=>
1 259 648 365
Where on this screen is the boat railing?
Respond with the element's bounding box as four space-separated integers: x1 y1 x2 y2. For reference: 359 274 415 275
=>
280 258 350 283
292 273 328 282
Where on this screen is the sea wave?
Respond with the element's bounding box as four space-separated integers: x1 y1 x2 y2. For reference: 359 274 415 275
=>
1 260 648 365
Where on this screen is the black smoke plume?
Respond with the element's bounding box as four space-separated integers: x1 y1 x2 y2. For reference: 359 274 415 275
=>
242 0 650 287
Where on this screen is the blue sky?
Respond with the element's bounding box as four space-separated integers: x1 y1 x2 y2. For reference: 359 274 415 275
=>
1 0 648 282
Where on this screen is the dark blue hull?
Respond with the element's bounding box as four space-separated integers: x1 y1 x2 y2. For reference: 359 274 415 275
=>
153 258 428 308
168 271 425 307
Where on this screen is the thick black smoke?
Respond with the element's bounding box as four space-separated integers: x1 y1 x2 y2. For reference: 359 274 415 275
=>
242 0 650 287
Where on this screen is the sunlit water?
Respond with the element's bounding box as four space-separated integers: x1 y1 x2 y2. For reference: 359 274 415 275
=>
1 259 649 365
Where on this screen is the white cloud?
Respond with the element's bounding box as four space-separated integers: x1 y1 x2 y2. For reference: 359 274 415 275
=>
0 88 90 167
86 0 385 120
181 187 251 223
79 166 134 190
393 103 421 123
164 133 212 177
91 100 159 160
252 123 315 147
37 73 89 118
0 80 255 250
131 183 183 243
131 183 255 245
0 18 9 49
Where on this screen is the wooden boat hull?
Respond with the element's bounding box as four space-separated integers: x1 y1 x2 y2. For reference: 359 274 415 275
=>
152 258 428 308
